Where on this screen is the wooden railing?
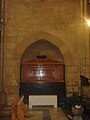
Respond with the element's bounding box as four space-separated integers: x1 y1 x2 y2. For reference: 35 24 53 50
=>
0 95 29 120
11 95 28 120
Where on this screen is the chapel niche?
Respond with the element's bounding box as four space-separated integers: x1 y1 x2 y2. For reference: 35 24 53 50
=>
20 39 66 107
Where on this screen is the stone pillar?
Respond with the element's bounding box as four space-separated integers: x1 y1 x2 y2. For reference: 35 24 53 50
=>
0 30 2 90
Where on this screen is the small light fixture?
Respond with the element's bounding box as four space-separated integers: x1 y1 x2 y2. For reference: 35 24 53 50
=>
0 17 4 23
85 18 90 27
87 19 90 27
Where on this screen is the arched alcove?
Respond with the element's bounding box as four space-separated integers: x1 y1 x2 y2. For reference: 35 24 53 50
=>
20 39 66 107
21 39 64 62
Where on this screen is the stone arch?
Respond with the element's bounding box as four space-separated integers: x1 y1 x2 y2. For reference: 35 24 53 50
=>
21 39 64 62
14 31 74 83
15 31 73 64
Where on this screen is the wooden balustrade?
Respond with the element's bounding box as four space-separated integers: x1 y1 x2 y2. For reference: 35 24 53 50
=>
0 95 29 120
11 95 29 120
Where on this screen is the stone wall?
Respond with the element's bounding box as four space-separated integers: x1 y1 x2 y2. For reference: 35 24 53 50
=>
1 0 89 104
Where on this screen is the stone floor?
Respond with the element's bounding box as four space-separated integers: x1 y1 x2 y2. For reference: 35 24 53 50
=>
0 107 69 120
25 108 69 120
0 105 90 120
49 108 69 120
